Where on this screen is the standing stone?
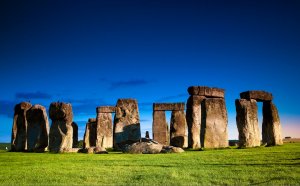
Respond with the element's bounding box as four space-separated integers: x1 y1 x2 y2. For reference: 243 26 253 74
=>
26 104 49 152
145 131 150 139
11 102 32 152
72 122 78 148
235 99 260 147
262 101 283 146
49 102 73 153
201 98 228 148
186 95 205 149
153 111 169 145
96 113 113 149
113 99 141 149
83 118 96 148
170 110 188 148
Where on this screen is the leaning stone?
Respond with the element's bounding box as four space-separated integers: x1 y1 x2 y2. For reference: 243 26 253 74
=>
26 104 49 152
201 98 228 148
96 106 116 113
262 101 283 146
186 95 205 149
187 86 225 98
49 102 73 153
96 113 113 149
240 91 273 102
11 102 32 152
235 99 260 147
153 103 185 111
152 110 169 145
113 99 141 150
83 118 97 148
170 110 188 148
72 122 78 148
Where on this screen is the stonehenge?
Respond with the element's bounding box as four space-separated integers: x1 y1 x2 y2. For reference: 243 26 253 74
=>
11 102 32 151
113 99 141 150
11 102 50 152
236 91 283 147
96 106 115 149
9 87 283 153
152 103 187 148
49 102 74 153
26 104 49 152
83 118 96 148
186 86 228 149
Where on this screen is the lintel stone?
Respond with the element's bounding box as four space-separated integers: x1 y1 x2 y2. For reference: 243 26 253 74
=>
96 106 116 113
187 86 224 98
240 91 273 102
153 103 185 111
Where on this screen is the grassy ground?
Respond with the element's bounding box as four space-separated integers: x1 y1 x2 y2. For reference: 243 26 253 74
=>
0 143 299 185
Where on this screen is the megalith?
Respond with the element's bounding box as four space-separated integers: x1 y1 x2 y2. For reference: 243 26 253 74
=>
152 103 186 147
201 98 228 148
186 86 228 149
83 118 96 148
152 110 169 145
186 95 205 149
11 102 32 152
26 104 49 152
72 122 78 148
235 99 260 147
236 90 283 147
170 110 188 148
49 102 73 153
262 101 283 146
96 106 115 149
113 99 141 149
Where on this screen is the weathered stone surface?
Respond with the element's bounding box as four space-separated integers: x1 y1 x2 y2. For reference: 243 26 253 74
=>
11 102 32 152
160 146 185 153
88 118 96 123
63 148 81 153
81 146 108 154
125 142 163 154
153 103 185 111
188 86 225 98
94 146 108 154
113 99 141 149
49 102 73 153
152 111 169 145
83 119 96 148
240 91 273 102
96 106 116 113
72 122 78 148
26 104 49 152
96 113 113 149
201 98 228 148
262 101 283 146
186 95 205 149
235 99 260 147
170 110 188 148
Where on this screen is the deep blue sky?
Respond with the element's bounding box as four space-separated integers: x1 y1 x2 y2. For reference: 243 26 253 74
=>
1 0 300 142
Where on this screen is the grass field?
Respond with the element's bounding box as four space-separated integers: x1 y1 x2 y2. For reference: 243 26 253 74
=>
0 143 299 185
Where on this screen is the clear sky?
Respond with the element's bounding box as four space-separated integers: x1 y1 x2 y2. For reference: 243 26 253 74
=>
1 0 299 142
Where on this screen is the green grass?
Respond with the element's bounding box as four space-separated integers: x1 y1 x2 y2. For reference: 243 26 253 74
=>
0 143 299 185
